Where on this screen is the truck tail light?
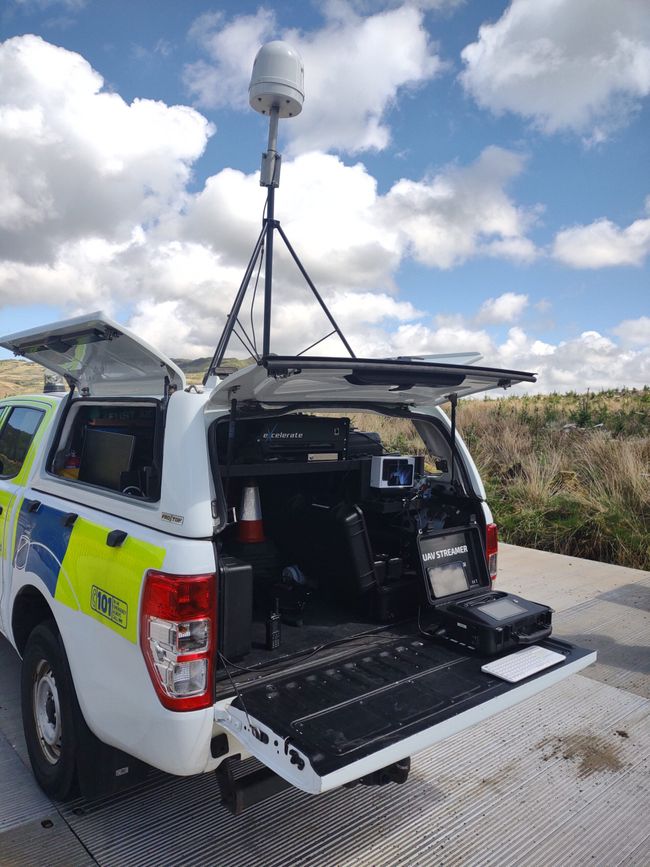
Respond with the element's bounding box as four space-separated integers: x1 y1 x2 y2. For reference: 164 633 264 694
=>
486 523 498 582
140 571 216 712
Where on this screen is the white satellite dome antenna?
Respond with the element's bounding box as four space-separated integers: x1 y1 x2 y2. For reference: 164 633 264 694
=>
249 41 304 118
248 41 303 191
205 42 354 379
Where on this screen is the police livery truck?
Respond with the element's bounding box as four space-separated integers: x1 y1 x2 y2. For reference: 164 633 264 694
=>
0 314 595 812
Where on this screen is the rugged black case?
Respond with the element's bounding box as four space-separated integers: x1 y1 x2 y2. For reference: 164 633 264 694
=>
433 592 553 655
418 526 553 655
219 555 253 660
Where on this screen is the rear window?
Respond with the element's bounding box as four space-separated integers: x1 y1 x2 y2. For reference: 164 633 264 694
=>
0 406 45 478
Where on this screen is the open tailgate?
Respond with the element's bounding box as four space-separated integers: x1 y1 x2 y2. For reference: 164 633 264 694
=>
208 355 537 410
214 631 595 794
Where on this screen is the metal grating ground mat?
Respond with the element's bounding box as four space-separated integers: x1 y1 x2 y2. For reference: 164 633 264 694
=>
51 675 650 867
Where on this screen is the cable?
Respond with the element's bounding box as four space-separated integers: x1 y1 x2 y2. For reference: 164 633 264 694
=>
417 605 445 641
232 321 258 359
249 242 264 357
218 651 258 736
250 197 267 357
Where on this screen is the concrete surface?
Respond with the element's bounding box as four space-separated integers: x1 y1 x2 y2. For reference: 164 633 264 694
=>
498 542 650 612
0 545 648 866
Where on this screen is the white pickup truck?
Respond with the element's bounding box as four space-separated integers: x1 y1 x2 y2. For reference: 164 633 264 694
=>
0 313 595 813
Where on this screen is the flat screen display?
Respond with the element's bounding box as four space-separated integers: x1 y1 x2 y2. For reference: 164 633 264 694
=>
427 561 469 597
476 598 526 621
79 428 135 491
382 458 414 487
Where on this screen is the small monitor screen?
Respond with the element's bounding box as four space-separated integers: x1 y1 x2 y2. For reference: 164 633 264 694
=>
382 458 414 487
427 561 469 597
78 428 135 491
476 598 526 621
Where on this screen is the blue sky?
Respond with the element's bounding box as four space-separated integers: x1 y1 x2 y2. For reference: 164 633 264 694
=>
0 0 648 391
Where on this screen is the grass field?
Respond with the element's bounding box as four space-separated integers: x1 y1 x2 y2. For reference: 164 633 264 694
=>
2 358 647 570
455 391 650 572
352 389 650 572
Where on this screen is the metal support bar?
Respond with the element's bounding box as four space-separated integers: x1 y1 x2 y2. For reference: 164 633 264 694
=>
276 224 356 358
296 329 336 357
260 106 281 188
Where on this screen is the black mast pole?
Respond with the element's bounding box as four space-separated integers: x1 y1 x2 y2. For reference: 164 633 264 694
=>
261 105 280 358
262 184 275 358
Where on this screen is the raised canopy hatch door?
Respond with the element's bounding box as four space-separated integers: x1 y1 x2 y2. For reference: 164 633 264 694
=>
0 312 186 398
214 632 595 794
208 355 537 410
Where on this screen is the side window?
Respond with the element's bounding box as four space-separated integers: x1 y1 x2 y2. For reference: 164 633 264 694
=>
51 403 161 500
0 406 45 479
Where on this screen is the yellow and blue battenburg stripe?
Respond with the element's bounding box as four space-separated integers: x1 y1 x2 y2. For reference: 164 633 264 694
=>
14 502 75 594
13 500 165 643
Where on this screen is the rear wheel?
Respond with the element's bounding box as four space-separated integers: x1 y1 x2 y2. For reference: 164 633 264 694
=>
21 622 79 800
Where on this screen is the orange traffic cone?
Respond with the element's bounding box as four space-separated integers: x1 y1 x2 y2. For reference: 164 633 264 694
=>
238 482 266 543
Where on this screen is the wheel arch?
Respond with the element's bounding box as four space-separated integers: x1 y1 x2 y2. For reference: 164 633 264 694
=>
12 586 56 656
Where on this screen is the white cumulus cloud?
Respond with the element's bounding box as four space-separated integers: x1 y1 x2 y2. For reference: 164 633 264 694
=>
185 1 442 154
552 210 650 268
612 316 650 347
381 147 538 268
460 0 650 141
380 320 650 393
0 35 213 266
477 292 528 324
184 8 276 111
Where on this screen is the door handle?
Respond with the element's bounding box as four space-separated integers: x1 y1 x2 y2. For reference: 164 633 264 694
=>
62 512 78 528
106 530 128 548
0 505 3 516
25 499 42 513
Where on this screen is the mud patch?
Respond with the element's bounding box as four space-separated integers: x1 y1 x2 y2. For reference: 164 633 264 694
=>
478 759 519 790
537 732 625 777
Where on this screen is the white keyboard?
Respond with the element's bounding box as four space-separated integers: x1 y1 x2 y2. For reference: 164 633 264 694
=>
481 645 566 683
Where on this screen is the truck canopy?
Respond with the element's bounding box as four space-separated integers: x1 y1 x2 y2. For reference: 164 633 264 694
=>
0 312 186 398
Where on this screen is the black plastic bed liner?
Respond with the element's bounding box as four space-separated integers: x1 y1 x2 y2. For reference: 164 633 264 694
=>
229 631 593 777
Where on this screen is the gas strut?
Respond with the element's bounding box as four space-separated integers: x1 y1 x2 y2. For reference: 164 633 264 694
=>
224 397 238 510
449 393 459 488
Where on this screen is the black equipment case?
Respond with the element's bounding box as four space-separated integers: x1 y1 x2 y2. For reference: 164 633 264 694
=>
418 526 553 655
225 416 350 463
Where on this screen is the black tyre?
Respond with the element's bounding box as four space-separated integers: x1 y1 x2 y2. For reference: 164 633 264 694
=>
21 621 79 800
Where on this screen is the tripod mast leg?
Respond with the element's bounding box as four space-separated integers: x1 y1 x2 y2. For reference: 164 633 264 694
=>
203 222 266 383
276 224 356 358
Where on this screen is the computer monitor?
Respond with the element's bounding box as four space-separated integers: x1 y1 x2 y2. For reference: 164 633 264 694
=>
370 455 415 489
78 428 135 492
